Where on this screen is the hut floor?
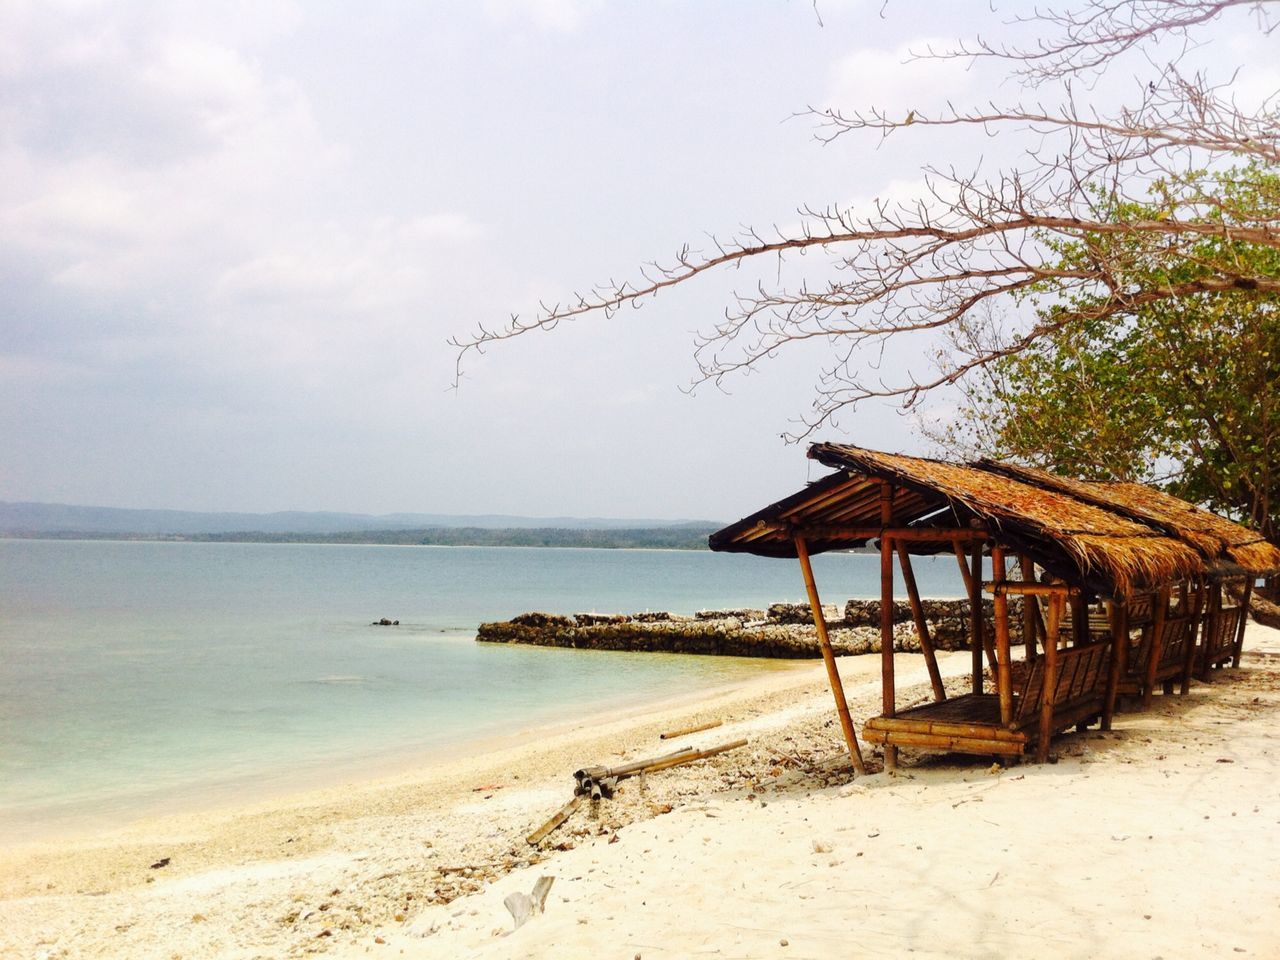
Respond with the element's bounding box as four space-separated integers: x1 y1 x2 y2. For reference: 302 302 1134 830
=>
863 693 1028 757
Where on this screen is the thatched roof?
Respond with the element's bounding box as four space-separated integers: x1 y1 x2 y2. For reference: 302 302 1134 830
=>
709 443 1274 597
977 460 1280 577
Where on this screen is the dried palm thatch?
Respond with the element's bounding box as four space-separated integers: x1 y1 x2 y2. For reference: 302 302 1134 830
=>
977 460 1280 576
1100 482 1280 575
806 444 1204 596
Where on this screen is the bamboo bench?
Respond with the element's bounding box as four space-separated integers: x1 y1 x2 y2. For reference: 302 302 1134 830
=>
863 640 1111 761
1116 610 1198 698
1198 602 1244 679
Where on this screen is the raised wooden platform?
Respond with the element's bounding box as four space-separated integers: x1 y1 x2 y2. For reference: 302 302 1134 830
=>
863 694 1029 757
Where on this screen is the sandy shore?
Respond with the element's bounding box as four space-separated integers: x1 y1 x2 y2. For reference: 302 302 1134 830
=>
4 627 1280 959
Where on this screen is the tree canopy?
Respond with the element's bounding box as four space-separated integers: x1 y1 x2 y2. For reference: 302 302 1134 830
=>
938 163 1280 538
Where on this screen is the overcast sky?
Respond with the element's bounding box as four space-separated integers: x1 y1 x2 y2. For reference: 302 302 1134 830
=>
2 1 1272 521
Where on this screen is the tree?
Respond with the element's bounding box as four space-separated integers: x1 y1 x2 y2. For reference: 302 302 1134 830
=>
454 0 1279 439
936 164 1280 543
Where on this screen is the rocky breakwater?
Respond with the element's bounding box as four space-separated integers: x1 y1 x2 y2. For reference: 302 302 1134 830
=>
475 598 1019 660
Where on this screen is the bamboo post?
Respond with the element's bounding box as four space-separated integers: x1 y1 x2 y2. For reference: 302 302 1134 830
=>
969 538 985 696
879 483 898 772
1181 578 1206 695
1198 583 1222 681
659 719 722 740
794 536 866 776
1020 555 1038 662
1102 599 1128 730
1037 594 1063 763
896 541 946 702
992 546 1013 727
953 541 974 595
527 795 583 845
1070 594 1089 647
1142 586 1170 710
1231 578 1254 668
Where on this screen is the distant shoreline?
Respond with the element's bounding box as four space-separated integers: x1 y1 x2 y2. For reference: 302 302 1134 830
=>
0 525 722 550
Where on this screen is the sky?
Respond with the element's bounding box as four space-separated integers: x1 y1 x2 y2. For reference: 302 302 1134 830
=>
2 0 1273 521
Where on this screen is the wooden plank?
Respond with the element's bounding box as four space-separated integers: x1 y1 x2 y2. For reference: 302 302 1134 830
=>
897 541 946 702
879 482 898 773
795 535 866 776
992 546 1014 727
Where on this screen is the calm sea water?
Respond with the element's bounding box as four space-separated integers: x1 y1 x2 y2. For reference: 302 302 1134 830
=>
0 539 958 838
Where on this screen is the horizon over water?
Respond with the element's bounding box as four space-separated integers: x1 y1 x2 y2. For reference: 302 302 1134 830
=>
0 539 961 840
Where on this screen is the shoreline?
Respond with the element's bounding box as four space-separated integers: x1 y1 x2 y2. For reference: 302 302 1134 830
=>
0 651 807 848
4 629 1278 959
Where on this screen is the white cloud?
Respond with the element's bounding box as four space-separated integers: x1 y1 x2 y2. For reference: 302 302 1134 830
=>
481 0 600 33
825 37 976 117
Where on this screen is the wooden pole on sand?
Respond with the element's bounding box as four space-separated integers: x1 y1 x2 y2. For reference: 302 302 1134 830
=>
795 535 866 776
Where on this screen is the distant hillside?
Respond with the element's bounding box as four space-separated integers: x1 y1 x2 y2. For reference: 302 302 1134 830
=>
0 501 719 537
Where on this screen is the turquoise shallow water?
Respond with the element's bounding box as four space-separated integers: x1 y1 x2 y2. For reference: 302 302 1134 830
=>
0 539 959 837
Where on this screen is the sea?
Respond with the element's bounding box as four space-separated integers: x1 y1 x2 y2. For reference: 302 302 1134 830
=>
0 539 959 839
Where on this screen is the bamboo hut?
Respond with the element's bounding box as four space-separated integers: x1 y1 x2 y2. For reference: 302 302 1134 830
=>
709 444 1280 770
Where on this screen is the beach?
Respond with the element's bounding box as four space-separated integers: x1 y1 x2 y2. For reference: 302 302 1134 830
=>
4 625 1279 959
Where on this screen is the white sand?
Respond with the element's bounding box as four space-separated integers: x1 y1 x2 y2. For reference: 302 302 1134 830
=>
5 628 1280 959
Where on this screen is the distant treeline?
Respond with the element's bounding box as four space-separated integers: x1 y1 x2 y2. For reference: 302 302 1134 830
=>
7 525 722 550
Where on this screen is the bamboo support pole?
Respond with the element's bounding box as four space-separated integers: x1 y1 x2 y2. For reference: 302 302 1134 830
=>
1181 579 1206 695
896 541 946 702
969 538 985 696
879 483 898 772
795 536 866 776
983 582 1083 597
527 795 583 845
1142 586 1170 710
635 739 748 775
1037 594 1064 763
659 719 722 740
992 546 1014 727
1232 578 1254 668
1071 594 1089 648
1020 555 1038 662
953 542 974 596
1102 600 1128 730
1199 584 1223 681
753 523 990 543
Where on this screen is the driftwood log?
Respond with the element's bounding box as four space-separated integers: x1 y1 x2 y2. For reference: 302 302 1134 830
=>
525 739 749 846
574 740 748 800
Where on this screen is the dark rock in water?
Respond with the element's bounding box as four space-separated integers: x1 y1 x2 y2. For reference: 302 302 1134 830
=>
475 598 1019 659
371 618 399 626
510 611 575 630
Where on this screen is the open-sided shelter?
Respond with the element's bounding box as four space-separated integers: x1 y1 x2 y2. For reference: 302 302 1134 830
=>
709 444 1280 770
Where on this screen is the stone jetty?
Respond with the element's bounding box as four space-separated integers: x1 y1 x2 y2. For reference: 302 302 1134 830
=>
475 598 1019 659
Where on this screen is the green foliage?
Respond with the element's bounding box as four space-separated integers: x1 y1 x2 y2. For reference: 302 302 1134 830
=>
948 164 1280 537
